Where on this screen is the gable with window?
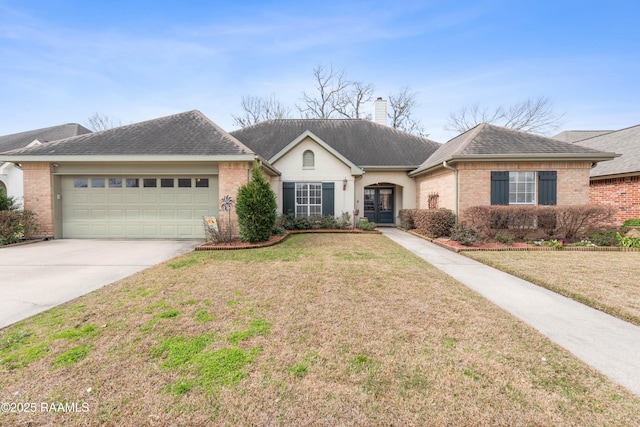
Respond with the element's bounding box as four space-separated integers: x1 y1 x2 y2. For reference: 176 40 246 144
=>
282 182 334 217
491 171 556 206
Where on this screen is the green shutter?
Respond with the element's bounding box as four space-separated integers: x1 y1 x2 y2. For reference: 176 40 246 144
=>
283 182 295 215
491 171 509 205
322 182 335 216
538 171 557 205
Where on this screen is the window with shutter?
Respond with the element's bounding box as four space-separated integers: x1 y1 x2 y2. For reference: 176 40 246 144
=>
538 171 557 205
491 171 509 205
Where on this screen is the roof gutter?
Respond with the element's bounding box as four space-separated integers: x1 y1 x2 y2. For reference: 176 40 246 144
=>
442 160 458 221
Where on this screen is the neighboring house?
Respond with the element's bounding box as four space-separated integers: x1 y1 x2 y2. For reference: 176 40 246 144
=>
409 124 618 217
0 111 276 238
230 119 440 224
0 123 91 205
569 125 640 224
552 130 613 143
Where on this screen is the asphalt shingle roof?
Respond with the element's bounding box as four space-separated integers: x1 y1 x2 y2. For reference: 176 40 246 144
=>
230 119 440 167
416 123 611 173
574 124 640 177
0 123 91 153
3 111 252 156
552 130 613 143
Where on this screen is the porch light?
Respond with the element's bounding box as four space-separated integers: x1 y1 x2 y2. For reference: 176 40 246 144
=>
343 177 348 191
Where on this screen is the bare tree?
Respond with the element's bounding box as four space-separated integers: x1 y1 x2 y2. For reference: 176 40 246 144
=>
231 64 429 136
86 112 122 131
445 96 565 135
297 64 350 119
336 81 375 119
232 94 291 127
388 87 428 137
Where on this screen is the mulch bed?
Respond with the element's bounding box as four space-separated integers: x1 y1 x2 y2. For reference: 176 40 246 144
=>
195 228 380 251
408 230 640 253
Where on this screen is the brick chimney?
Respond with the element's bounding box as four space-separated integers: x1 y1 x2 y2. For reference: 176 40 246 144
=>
373 97 387 126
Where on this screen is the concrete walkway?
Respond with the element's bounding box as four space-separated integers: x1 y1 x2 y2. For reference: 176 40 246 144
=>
380 227 640 397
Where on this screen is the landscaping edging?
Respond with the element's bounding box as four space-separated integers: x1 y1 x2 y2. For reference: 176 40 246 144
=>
0 238 48 249
406 230 640 253
195 228 381 251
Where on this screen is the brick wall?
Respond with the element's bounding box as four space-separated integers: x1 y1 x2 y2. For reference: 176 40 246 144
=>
590 176 640 225
415 161 593 215
22 162 54 237
218 161 251 231
457 161 592 213
415 169 455 210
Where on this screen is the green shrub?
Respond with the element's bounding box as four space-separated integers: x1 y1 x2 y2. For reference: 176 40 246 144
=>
235 163 278 243
622 218 640 227
413 209 455 237
450 224 478 246
617 233 640 248
358 219 376 231
0 188 18 211
588 230 619 246
494 233 513 245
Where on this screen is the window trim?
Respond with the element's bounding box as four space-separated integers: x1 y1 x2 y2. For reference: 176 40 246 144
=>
508 171 536 205
295 182 322 217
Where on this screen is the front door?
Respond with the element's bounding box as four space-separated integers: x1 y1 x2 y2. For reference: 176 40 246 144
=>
364 187 394 224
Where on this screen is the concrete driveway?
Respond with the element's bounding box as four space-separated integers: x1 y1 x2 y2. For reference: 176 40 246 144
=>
0 239 198 329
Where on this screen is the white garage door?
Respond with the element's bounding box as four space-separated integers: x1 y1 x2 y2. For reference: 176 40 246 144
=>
61 176 218 238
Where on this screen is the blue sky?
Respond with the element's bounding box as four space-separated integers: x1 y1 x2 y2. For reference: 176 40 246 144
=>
1 0 638 142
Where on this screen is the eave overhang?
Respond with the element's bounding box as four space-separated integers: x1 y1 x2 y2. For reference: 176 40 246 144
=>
409 152 620 177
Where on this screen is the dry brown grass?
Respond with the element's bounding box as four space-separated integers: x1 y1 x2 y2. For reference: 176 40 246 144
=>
465 251 640 326
1 234 639 426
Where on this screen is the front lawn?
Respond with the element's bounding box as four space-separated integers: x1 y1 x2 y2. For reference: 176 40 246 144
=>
465 251 640 326
1 234 639 425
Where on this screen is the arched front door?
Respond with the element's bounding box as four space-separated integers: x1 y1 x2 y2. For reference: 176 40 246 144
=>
364 186 394 224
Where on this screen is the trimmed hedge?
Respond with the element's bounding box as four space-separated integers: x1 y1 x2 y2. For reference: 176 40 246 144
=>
413 209 456 238
461 205 616 241
398 209 419 229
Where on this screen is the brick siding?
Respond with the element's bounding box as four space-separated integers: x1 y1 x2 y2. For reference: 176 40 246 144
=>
218 161 252 231
22 162 54 237
590 176 640 225
415 161 593 214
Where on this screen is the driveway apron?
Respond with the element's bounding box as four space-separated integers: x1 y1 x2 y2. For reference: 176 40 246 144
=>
380 227 640 397
0 239 197 329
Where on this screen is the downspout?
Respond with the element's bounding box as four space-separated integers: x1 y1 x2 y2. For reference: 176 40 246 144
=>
442 160 458 222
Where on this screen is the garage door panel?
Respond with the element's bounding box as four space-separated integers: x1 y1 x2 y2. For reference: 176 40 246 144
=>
177 210 193 219
125 194 141 203
62 175 217 238
91 194 107 203
178 194 193 204
73 194 90 203
177 225 194 235
142 194 157 204
160 194 176 204
195 194 211 204
91 209 107 219
160 210 175 219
